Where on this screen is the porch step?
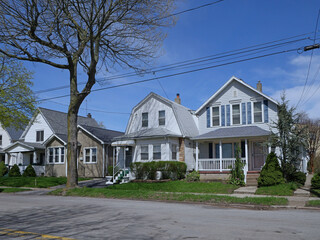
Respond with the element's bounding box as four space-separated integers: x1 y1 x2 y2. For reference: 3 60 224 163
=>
246 173 260 186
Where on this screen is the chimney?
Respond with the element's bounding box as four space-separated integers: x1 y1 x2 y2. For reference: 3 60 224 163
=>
87 113 92 118
256 81 262 92
174 93 181 104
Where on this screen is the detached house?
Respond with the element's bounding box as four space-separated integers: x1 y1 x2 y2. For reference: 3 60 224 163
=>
0 124 24 163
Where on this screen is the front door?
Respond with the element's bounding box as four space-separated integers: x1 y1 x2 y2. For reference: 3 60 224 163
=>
250 141 267 171
125 147 133 169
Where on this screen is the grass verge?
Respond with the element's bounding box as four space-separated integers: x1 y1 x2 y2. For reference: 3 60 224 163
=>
310 189 320 198
0 188 31 193
255 183 298 196
0 177 89 188
306 200 320 207
49 187 288 206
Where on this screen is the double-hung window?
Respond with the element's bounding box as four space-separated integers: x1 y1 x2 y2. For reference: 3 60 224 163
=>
159 110 165 126
232 104 240 125
212 107 220 126
141 145 149 160
48 147 64 164
84 148 97 163
36 130 44 142
172 144 177 160
0 135 2 146
142 112 148 127
254 102 262 123
153 144 161 160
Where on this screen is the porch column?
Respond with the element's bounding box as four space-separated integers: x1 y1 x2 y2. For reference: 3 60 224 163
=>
245 139 248 165
123 147 126 169
5 153 8 165
219 140 222 172
33 152 37 165
245 139 248 184
112 147 115 178
195 141 199 171
268 145 271 154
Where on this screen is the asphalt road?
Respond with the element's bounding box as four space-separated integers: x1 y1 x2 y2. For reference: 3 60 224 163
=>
0 193 319 240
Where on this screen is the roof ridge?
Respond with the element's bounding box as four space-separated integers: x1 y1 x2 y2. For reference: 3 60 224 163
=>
79 124 123 134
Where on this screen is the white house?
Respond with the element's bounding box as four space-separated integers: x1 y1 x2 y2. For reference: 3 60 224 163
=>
0 124 24 163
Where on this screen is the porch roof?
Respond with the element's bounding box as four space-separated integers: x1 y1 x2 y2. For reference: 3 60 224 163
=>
3 141 45 152
192 126 271 140
113 128 182 141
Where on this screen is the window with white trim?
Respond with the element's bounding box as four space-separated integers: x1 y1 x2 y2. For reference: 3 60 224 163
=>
153 144 161 160
232 104 240 125
142 112 148 127
84 147 97 163
172 144 177 160
47 147 64 164
254 102 262 123
159 110 165 126
212 106 220 126
141 145 149 160
36 130 44 142
0 135 2 146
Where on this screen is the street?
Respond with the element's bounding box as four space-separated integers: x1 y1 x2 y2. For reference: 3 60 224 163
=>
0 193 319 240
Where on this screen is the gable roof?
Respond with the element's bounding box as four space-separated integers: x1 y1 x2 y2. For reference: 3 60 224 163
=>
79 125 123 144
115 128 181 140
195 76 278 114
128 92 198 138
4 126 25 141
3 141 45 152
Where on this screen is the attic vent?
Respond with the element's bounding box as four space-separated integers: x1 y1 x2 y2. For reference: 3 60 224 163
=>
233 90 237 97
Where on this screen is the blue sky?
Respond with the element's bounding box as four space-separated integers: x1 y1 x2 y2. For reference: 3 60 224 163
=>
29 0 320 132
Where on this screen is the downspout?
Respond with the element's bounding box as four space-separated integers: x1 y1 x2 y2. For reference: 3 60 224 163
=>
102 143 105 178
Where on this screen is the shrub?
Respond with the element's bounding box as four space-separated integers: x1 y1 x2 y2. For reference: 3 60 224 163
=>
9 164 21 177
258 152 285 187
22 164 36 177
311 173 320 189
287 171 306 185
186 171 200 182
107 165 120 176
0 162 8 177
228 146 245 186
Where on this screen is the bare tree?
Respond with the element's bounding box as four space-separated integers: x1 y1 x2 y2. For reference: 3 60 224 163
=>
0 0 175 187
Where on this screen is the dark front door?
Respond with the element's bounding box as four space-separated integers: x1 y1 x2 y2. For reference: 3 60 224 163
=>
251 141 267 171
125 147 133 169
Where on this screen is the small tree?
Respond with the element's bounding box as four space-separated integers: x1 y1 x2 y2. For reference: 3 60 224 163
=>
0 161 8 177
229 146 245 186
9 164 21 177
22 164 37 177
270 93 307 181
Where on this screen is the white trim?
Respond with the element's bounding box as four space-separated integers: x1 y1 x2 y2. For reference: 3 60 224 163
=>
3 141 35 152
111 140 135 147
195 76 278 114
78 125 104 144
83 147 98 164
43 134 67 146
47 146 65 164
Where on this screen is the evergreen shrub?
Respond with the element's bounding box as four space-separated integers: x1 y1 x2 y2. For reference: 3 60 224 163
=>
22 164 36 177
186 171 200 182
228 146 245 186
311 173 320 189
9 164 21 177
287 171 306 185
0 161 8 177
258 152 285 187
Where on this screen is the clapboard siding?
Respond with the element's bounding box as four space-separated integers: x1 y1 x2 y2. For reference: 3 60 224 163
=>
23 113 53 143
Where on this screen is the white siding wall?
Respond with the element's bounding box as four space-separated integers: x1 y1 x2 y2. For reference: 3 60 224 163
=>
198 81 278 134
0 125 12 148
24 113 53 143
127 97 181 135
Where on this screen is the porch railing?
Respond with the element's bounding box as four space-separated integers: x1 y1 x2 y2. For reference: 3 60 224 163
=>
198 158 246 172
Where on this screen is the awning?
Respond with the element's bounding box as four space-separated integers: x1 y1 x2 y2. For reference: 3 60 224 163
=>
111 140 135 147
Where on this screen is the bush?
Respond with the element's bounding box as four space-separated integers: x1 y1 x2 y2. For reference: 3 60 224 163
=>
186 171 200 182
287 171 306 185
228 146 245 186
311 173 320 189
22 164 36 177
107 165 120 176
0 162 8 177
130 161 187 180
9 164 21 177
258 152 285 187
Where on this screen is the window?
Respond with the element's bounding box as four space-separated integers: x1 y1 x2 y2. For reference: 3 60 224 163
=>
222 143 233 158
212 107 220 126
254 102 262 123
0 135 2 146
153 144 161 160
232 104 240 125
172 144 177 160
36 130 44 142
215 143 242 158
159 110 165 126
141 145 149 160
48 147 64 164
142 112 148 127
84 147 97 163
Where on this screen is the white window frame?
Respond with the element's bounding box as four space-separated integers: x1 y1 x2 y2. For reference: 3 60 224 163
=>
47 147 65 164
83 147 97 164
153 144 161 160
211 106 220 127
232 104 241 125
142 112 148 128
36 130 44 142
159 110 165 126
254 101 263 123
140 145 149 161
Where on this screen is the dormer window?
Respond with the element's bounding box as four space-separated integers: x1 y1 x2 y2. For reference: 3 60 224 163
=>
254 102 262 123
232 104 240 125
212 107 220 126
142 112 148 127
159 110 165 126
36 130 44 142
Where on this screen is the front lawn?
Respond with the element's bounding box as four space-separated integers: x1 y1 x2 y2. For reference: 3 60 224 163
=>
108 181 238 194
306 200 320 208
311 189 320 197
255 183 298 196
0 187 31 193
0 177 89 188
50 187 288 206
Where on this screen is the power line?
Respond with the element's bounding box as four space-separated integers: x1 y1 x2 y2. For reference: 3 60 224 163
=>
38 47 300 102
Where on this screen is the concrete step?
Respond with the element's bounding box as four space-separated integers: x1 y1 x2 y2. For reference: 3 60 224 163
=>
294 188 310 197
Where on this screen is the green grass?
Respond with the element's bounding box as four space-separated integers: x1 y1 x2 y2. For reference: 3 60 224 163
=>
107 181 238 194
255 183 298 196
49 187 288 206
0 177 90 188
306 200 320 207
0 187 31 193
